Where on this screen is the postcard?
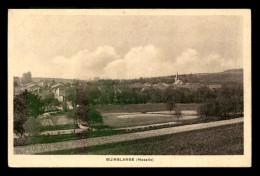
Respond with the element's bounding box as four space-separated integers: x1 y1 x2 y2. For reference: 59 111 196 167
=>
8 9 251 167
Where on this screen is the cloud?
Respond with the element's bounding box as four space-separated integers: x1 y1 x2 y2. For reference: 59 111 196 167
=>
13 46 241 79
103 45 173 79
173 48 242 74
50 46 120 79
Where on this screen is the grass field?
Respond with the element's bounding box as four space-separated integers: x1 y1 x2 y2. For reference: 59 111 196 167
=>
102 113 196 128
97 103 200 128
92 103 200 113
40 123 243 155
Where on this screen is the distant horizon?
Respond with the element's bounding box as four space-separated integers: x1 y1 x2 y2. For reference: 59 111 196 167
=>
14 68 243 81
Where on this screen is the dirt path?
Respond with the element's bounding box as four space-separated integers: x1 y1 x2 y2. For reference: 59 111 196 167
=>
14 117 243 154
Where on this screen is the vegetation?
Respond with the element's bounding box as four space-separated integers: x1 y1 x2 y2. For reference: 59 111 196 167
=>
38 124 78 132
13 70 243 154
174 107 182 120
14 113 240 147
198 84 243 119
93 103 199 113
65 81 103 133
24 117 42 137
13 90 45 137
42 92 61 111
38 123 243 155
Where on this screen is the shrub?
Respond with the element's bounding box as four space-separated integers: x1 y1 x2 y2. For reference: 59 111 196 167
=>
88 108 103 125
24 117 42 137
174 107 182 120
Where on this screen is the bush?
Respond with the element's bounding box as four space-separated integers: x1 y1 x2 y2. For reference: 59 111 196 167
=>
174 107 182 120
88 108 103 125
24 117 42 137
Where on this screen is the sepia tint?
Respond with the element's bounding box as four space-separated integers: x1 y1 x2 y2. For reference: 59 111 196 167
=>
8 9 251 167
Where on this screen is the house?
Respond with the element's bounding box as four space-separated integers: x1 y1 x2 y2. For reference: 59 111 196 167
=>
51 83 65 102
208 84 222 90
17 83 41 94
26 83 41 94
47 82 56 87
38 81 47 87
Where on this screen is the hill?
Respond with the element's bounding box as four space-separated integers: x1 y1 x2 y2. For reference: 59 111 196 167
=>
106 68 244 85
31 68 243 86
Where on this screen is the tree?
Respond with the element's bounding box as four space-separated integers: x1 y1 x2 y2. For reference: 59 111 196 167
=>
27 92 45 118
174 107 182 121
198 98 219 118
24 116 42 137
21 72 32 85
14 91 28 137
43 92 55 110
65 87 77 109
216 85 243 118
87 107 103 125
198 85 243 119
166 100 176 114
13 90 44 138
66 81 91 133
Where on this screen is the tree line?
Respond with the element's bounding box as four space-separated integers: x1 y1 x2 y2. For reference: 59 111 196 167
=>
198 85 243 119
87 85 230 105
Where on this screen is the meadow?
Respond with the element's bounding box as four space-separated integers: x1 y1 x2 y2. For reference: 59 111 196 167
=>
40 123 243 155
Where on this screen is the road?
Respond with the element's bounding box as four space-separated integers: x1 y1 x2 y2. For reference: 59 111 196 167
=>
14 117 243 154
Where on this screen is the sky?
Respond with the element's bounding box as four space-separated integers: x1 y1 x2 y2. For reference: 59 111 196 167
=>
9 11 244 80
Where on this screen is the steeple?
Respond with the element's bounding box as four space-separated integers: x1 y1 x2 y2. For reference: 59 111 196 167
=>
175 72 179 82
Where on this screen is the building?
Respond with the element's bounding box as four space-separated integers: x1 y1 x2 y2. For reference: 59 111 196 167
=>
173 72 184 85
208 84 222 90
14 83 41 94
51 83 65 102
13 77 20 87
38 81 47 87
27 84 41 94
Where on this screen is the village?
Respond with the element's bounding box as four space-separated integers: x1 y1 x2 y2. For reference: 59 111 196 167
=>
13 71 226 108
12 69 244 155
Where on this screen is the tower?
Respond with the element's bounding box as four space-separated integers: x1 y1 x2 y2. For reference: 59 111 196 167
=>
175 72 179 82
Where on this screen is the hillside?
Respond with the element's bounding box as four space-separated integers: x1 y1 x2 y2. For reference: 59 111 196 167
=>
192 69 243 84
111 68 243 85
31 68 243 85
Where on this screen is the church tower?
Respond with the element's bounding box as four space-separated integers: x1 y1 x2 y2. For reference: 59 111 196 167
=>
175 72 179 82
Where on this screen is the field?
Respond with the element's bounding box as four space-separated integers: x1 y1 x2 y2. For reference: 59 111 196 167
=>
92 103 199 113
98 103 199 128
40 103 200 128
40 123 243 155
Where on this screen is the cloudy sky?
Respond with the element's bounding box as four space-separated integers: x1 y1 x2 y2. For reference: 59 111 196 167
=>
9 11 243 79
